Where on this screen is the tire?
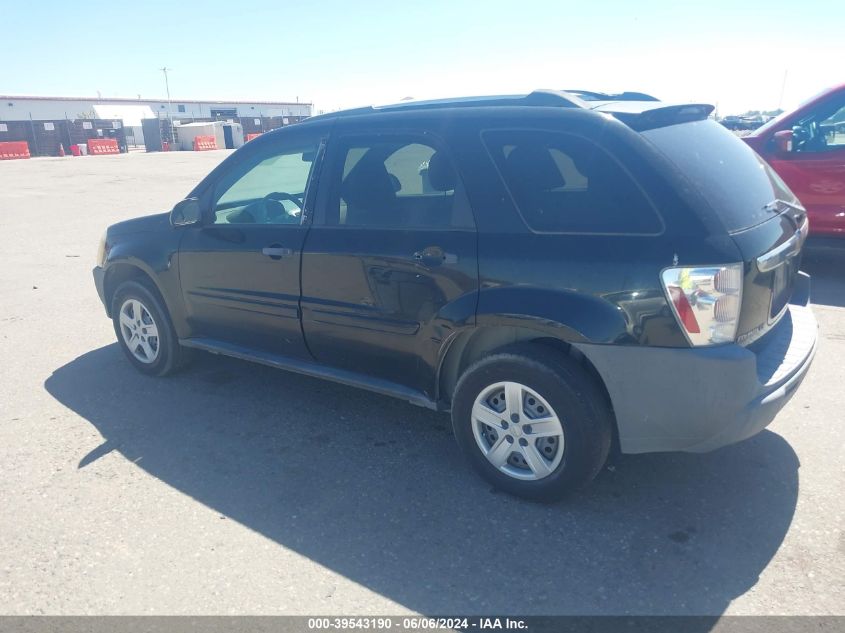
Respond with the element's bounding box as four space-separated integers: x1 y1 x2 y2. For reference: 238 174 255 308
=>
111 279 186 376
451 343 613 501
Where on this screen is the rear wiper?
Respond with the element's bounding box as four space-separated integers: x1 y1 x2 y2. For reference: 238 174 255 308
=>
764 199 806 213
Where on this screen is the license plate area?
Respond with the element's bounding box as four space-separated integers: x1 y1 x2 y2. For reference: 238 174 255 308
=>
770 257 798 321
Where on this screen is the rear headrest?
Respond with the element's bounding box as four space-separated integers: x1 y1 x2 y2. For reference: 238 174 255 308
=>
504 144 566 191
427 151 457 191
341 158 396 209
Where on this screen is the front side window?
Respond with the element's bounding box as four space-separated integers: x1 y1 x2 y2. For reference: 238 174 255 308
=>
793 96 845 153
212 142 317 225
483 130 662 234
327 136 473 229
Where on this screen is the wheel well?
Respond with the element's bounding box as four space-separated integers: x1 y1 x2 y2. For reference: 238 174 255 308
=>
103 264 158 316
438 327 617 445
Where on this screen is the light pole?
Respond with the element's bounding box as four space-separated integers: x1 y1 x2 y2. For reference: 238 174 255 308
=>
778 69 789 111
160 67 175 148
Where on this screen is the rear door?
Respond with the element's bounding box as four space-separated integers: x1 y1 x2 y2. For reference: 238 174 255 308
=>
178 127 325 357
300 123 478 396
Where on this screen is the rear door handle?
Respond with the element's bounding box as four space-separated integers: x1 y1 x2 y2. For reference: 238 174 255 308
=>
413 247 458 266
262 245 293 260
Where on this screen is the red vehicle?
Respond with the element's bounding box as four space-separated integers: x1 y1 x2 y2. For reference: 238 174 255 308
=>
743 83 845 241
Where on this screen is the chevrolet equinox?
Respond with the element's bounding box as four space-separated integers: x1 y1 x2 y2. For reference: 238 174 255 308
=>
93 90 818 500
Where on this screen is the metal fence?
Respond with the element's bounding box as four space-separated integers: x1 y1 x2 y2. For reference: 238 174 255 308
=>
0 118 127 156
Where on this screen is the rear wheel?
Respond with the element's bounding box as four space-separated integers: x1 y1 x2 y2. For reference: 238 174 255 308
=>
111 280 185 376
451 343 612 501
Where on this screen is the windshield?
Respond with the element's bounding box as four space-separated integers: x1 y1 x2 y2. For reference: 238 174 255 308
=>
643 119 799 231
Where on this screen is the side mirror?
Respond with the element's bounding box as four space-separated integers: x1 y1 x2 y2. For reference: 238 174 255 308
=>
170 198 202 227
773 129 794 153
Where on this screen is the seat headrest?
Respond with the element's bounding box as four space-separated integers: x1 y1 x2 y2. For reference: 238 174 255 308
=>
504 145 566 191
341 157 396 209
427 151 457 191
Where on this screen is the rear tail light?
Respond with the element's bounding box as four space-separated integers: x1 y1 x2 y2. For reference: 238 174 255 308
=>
661 264 743 346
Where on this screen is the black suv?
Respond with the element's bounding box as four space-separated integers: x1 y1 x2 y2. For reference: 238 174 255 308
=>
93 90 817 500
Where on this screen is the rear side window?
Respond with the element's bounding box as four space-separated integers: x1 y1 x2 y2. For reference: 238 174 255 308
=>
483 130 662 234
643 119 794 231
325 135 474 229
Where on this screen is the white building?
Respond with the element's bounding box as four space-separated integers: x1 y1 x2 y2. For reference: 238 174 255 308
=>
174 121 244 151
0 94 312 122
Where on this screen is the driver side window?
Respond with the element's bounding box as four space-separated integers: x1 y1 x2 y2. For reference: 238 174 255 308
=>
212 142 318 225
819 103 845 150
795 98 845 153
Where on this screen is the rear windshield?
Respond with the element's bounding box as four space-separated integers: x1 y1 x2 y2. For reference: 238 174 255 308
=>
642 119 795 231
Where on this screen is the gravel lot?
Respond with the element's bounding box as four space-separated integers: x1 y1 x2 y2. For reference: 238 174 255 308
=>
0 151 842 615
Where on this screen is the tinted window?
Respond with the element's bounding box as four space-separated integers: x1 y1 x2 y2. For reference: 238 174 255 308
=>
643 119 795 231
483 130 661 234
328 136 473 229
212 142 317 225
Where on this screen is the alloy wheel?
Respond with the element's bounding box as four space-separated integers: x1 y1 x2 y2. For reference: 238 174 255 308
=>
118 298 160 364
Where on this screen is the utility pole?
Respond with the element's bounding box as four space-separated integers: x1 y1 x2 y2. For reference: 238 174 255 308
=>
160 67 175 148
778 69 788 111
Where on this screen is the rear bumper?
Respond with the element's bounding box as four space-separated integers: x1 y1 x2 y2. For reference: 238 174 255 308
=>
575 272 817 454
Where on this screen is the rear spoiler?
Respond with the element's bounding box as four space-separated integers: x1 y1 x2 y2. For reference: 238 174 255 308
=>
601 104 715 131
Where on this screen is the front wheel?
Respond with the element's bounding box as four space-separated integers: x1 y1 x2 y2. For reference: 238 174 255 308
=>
451 343 613 501
111 280 185 376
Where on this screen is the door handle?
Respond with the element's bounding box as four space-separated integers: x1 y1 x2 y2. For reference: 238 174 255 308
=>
262 245 293 260
413 247 458 266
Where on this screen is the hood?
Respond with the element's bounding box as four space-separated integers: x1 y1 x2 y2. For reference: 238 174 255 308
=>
107 212 171 237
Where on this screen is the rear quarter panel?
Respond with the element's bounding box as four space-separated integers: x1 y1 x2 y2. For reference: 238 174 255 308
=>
441 109 742 347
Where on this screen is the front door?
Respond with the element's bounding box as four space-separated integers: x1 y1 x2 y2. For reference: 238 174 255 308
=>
178 129 324 357
300 129 478 396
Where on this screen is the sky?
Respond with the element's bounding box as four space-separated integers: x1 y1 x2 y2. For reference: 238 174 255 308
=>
2 0 843 116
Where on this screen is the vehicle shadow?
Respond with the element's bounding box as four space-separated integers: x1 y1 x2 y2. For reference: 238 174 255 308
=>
803 245 845 307
45 346 800 615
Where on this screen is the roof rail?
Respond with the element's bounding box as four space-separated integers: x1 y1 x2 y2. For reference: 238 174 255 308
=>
522 89 588 108
309 90 589 121
372 90 586 112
